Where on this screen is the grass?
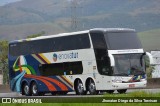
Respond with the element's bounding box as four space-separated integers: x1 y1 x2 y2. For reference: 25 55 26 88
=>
104 91 160 97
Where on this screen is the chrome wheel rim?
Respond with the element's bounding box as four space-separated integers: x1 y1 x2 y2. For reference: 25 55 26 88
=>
24 85 29 94
32 84 37 94
89 83 95 92
78 83 84 93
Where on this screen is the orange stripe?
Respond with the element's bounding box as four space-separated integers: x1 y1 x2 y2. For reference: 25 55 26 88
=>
61 76 73 87
38 76 68 91
24 75 56 91
39 54 51 64
27 75 68 91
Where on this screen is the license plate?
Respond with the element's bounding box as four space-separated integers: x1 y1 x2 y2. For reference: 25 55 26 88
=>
129 84 135 88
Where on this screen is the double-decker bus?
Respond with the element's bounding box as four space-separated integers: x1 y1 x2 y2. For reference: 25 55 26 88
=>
8 28 153 96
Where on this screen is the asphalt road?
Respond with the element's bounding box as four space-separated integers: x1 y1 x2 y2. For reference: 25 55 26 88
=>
0 89 160 97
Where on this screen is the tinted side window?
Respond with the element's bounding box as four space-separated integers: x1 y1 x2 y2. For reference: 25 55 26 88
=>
90 32 112 76
9 33 91 56
105 32 142 50
39 61 83 76
90 32 107 60
54 33 90 51
90 32 106 49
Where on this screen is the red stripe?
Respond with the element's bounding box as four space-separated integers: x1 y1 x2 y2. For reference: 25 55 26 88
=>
26 75 68 91
24 75 56 91
36 54 48 64
60 76 73 88
39 76 68 91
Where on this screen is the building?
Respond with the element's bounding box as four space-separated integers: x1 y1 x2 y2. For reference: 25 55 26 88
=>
151 51 160 78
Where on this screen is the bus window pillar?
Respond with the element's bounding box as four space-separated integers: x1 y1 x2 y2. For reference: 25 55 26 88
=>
108 54 115 66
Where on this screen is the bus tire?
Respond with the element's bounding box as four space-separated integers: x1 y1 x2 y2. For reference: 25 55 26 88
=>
106 90 115 94
75 79 86 95
31 82 39 96
22 82 31 96
88 79 98 95
117 89 127 94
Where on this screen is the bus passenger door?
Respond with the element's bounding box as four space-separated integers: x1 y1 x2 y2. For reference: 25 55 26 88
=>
97 56 113 89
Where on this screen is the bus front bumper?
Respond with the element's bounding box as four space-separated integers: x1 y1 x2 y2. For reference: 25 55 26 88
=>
111 80 147 90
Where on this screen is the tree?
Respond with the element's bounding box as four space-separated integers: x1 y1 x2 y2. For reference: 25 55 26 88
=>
0 40 9 84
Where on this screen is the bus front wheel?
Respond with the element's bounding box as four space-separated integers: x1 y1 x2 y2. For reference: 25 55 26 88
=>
117 89 127 94
88 79 98 95
75 79 86 95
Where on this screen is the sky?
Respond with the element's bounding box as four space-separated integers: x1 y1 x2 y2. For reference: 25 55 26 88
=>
0 0 22 6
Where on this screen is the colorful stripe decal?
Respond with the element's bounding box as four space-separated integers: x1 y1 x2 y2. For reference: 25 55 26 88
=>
60 76 73 88
26 75 68 91
39 54 51 64
32 54 51 64
36 54 48 64
30 53 74 90
25 75 57 91
37 76 68 91
24 75 72 91
18 59 23 72
57 76 73 90
32 54 44 64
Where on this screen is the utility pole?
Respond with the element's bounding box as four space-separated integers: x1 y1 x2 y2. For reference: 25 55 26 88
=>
66 0 83 31
70 0 78 30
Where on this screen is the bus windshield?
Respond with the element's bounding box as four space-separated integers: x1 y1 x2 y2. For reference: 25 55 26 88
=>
104 32 142 50
113 54 145 76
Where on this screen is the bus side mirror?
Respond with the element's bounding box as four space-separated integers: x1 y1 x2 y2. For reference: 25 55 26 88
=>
108 54 115 66
146 52 154 65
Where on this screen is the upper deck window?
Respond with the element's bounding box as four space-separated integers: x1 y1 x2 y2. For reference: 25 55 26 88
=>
104 32 142 50
9 33 91 56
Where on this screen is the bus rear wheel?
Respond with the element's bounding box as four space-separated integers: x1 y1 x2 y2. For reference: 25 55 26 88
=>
31 82 42 96
117 89 127 94
23 83 31 96
88 79 98 95
75 80 86 95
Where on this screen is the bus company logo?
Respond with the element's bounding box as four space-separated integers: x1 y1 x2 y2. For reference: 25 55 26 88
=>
53 53 58 62
53 52 78 62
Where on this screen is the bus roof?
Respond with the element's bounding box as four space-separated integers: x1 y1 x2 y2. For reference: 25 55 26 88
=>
90 28 135 32
9 28 135 44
